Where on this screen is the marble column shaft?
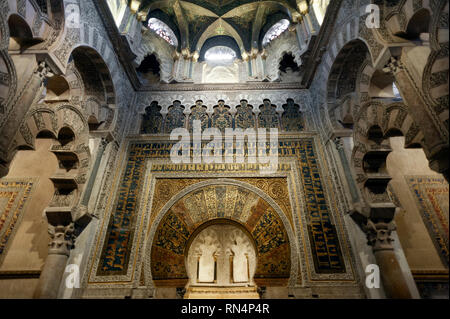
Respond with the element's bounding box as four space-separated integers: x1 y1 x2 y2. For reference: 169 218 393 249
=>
364 219 412 299
34 224 75 299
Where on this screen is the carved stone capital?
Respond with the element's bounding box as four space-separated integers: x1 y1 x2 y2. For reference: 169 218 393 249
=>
333 137 344 151
383 57 405 76
363 219 396 252
99 137 110 150
35 62 54 80
47 223 76 256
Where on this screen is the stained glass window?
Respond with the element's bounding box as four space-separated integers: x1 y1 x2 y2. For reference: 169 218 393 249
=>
262 19 290 47
148 18 178 47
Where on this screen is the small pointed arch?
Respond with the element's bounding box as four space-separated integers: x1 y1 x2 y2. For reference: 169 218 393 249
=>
196 19 245 54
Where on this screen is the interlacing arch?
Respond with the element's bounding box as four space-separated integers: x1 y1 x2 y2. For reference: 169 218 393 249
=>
384 0 448 134
352 100 424 187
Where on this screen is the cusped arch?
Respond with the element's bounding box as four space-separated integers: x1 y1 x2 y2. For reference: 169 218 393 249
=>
352 101 424 186
10 104 91 184
139 30 175 83
265 31 302 82
144 179 299 288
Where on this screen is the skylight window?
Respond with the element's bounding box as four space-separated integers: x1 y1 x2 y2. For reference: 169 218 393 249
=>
148 18 178 46
262 19 290 47
205 46 237 66
393 82 402 100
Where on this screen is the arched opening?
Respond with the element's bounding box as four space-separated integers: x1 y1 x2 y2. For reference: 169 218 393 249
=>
396 9 431 41
136 54 161 84
57 127 75 146
87 115 102 131
369 70 402 100
147 183 292 299
278 53 300 82
8 15 42 51
327 40 370 129
367 125 384 144
45 75 70 102
199 37 241 84
204 46 237 66
35 0 49 15
70 47 116 131
185 221 257 298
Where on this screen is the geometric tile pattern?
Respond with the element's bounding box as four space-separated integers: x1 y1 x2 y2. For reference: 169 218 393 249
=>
97 139 345 276
406 176 449 267
0 179 35 265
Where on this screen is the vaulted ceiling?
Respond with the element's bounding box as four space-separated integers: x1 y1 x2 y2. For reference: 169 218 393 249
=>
139 0 299 52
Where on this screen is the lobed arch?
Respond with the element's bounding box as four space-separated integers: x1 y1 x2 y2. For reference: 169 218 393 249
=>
139 30 175 83
6 104 91 190
351 101 425 188
143 178 300 289
264 31 302 82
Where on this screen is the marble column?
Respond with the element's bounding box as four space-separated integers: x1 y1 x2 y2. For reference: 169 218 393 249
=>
34 223 76 299
384 56 449 180
80 137 110 207
333 137 359 203
364 219 412 299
